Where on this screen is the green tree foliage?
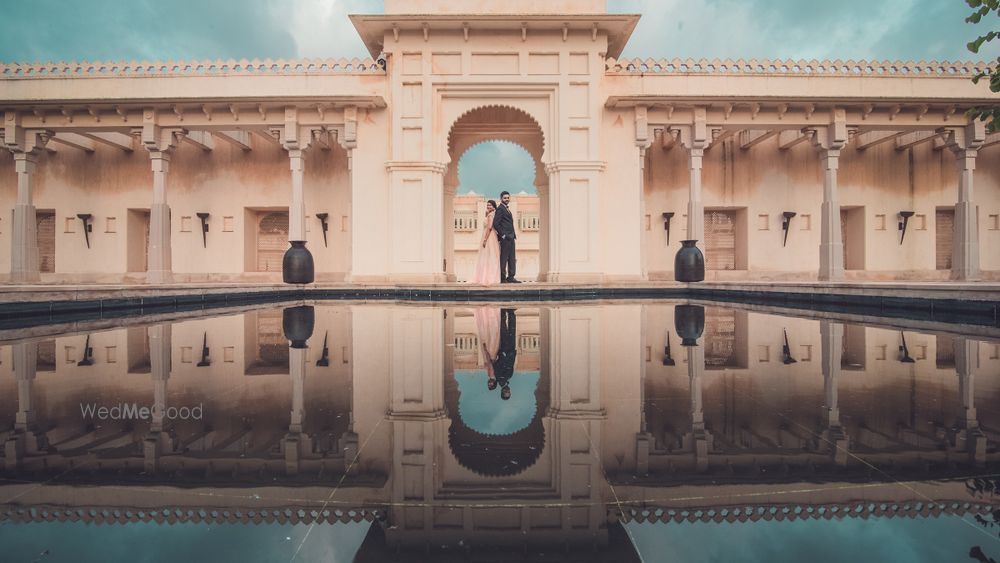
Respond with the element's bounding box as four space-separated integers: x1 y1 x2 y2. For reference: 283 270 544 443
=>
966 0 1000 132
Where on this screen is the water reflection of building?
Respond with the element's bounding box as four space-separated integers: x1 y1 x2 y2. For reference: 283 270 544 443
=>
0 303 998 557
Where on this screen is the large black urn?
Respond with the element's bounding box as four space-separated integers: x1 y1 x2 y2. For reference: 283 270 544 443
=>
282 241 314 284
674 304 705 347
675 240 705 282
282 305 315 349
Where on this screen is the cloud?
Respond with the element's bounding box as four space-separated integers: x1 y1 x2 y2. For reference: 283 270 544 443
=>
609 0 1000 62
2 0 995 63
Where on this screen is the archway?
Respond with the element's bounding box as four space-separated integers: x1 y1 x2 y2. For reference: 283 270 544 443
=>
445 106 548 282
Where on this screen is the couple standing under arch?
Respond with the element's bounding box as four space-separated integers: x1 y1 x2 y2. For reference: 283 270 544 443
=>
469 190 522 285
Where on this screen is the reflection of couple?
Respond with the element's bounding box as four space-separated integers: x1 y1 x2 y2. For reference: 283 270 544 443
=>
474 307 517 400
469 191 521 285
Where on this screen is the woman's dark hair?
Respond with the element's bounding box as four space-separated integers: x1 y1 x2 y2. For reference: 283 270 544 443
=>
487 199 497 210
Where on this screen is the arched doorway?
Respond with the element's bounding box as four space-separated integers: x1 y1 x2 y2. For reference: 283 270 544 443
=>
445 106 548 282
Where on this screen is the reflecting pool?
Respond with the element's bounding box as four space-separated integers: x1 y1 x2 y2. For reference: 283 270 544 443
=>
0 301 998 562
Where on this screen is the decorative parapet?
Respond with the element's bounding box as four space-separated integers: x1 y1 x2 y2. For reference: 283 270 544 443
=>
618 500 998 525
0 504 385 525
0 57 385 79
605 57 995 78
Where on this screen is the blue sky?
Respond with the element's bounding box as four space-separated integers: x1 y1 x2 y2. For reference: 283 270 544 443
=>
2 1 996 197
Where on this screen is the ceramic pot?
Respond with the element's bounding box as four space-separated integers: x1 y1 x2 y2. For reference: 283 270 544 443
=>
674 240 705 282
282 305 315 349
674 304 705 347
282 240 314 284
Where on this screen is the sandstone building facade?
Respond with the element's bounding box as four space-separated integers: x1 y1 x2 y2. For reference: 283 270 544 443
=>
1 0 998 284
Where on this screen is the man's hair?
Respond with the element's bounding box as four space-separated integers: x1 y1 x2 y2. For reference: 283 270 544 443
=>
500 190 510 198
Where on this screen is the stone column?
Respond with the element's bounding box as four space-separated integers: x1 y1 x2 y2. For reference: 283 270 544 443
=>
144 323 172 473
443 178 457 282
288 149 306 243
141 118 181 285
675 107 710 253
536 182 550 281
686 148 705 248
820 320 849 465
281 108 314 284
4 120 47 284
812 110 848 281
945 122 986 281
954 337 986 463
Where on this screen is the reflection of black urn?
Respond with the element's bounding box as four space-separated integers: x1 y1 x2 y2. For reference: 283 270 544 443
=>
282 241 314 284
675 240 705 282
282 305 315 349
674 305 705 346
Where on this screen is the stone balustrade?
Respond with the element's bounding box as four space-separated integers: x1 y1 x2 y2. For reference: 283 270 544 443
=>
0 57 385 79
605 57 995 78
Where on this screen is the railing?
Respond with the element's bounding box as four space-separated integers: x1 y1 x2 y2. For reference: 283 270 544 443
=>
518 212 540 232
454 212 479 232
0 57 385 79
518 334 540 352
619 501 996 524
454 334 479 353
605 57 994 78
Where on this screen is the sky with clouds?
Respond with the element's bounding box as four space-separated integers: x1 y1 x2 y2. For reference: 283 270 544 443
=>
2 1 996 196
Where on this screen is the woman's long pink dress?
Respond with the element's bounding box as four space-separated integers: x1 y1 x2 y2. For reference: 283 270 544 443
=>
470 211 501 285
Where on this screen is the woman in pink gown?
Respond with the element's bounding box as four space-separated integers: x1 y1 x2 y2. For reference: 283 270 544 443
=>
469 200 501 285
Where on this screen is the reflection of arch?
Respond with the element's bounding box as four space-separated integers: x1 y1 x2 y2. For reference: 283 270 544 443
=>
445 369 549 477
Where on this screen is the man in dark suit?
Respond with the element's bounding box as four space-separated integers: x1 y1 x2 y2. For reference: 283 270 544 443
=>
492 308 517 400
493 191 520 283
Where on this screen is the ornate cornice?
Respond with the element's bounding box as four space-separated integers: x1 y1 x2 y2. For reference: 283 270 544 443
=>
605 57 996 79
0 58 384 80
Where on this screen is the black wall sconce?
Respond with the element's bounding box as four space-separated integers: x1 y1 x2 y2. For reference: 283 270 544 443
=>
196 213 210 248
76 214 93 248
316 213 330 247
898 332 916 363
77 334 94 366
196 332 211 367
781 329 797 364
781 212 796 247
662 331 676 366
662 212 674 245
316 331 330 366
898 211 915 244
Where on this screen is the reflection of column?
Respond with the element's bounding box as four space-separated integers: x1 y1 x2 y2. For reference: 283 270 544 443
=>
820 321 849 465
812 110 848 281
955 337 986 464
5 342 47 470
945 122 986 281
6 125 47 283
384 307 446 541
144 323 172 473
686 344 711 471
284 345 308 475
